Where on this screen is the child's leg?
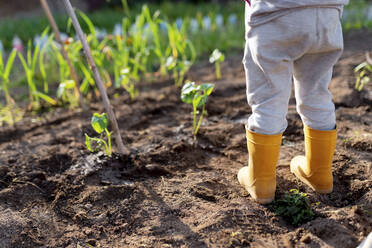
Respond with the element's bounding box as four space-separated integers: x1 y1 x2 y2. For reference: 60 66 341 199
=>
243 32 294 135
293 51 343 130
291 8 343 193
241 41 287 203
293 9 343 130
243 40 292 135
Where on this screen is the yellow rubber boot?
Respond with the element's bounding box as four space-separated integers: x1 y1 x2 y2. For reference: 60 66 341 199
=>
238 126 282 204
290 125 337 194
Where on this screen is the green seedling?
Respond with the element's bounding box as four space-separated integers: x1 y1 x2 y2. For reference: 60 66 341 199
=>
117 68 138 99
85 113 113 156
112 18 131 83
270 189 315 226
78 61 98 98
166 56 192 87
39 34 55 93
167 22 196 86
0 48 19 125
143 8 168 76
0 48 17 106
209 49 225 79
18 39 56 110
57 80 79 108
355 60 372 91
181 81 214 141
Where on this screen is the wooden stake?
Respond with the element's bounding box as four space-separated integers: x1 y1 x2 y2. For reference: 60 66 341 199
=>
62 0 129 155
366 51 372 65
40 0 86 110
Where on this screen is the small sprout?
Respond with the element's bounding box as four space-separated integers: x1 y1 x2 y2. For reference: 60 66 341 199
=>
166 56 192 86
209 49 225 79
57 80 79 107
116 67 138 99
270 189 315 226
181 81 214 142
85 113 113 156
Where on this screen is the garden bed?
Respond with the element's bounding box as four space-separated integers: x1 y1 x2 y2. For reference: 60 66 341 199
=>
0 32 371 248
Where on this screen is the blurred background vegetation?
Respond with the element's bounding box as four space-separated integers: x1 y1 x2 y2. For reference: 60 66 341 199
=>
0 0 243 51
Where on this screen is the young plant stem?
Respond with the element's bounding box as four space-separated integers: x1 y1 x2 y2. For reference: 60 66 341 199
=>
193 104 197 141
63 0 129 155
194 104 206 140
40 0 87 110
106 129 112 156
102 139 109 156
216 62 221 79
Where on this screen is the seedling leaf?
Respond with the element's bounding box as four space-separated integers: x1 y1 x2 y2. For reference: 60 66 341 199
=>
181 81 198 104
91 113 109 134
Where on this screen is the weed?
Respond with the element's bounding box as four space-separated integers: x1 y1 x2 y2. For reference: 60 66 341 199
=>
85 113 113 156
270 189 315 226
181 81 214 141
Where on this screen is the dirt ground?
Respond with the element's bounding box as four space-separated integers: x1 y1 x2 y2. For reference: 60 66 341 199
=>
0 31 371 248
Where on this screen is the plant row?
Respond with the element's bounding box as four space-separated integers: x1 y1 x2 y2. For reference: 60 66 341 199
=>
0 5 229 126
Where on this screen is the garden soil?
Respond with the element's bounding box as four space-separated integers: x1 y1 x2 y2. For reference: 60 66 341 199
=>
0 31 371 248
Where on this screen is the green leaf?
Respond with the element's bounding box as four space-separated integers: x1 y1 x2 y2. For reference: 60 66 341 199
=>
64 80 76 89
33 91 57 106
199 83 215 96
57 80 75 98
91 113 108 134
354 62 368 72
77 9 97 44
209 49 224 63
4 49 17 79
0 49 4 72
166 56 177 70
181 81 197 104
192 91 203 109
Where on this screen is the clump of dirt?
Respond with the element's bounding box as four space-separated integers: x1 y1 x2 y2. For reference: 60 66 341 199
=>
0 33 371 247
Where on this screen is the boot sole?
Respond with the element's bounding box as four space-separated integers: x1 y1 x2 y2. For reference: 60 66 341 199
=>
254 197 275 204
245 187 275 204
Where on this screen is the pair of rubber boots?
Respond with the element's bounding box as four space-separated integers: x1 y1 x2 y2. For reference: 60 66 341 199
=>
238 125 337 204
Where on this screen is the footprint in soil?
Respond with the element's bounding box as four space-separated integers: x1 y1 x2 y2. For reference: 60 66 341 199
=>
189 180 230 203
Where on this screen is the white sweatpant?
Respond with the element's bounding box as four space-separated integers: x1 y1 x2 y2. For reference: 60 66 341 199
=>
243 6 344 135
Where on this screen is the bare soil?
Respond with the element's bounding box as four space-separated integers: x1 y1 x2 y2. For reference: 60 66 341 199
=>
0 31 371 248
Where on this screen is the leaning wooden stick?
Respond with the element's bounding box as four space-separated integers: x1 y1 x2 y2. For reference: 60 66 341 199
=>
40 0 86 110
366 51 372 65
62 0 129 155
